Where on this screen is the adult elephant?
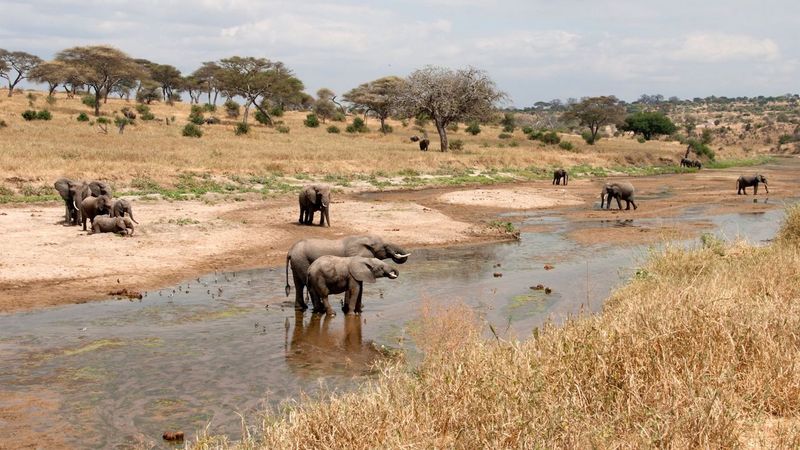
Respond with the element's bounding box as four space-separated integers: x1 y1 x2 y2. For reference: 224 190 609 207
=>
54 178 80 225
306 256 399 315
285 235 411 311
298 184 331 227
111 199 139 224
680 157 691 168
419 138 430 151
601 182 637 210
79 194 113 231
552 169 568 185
737 174 768 195
68 180 113 225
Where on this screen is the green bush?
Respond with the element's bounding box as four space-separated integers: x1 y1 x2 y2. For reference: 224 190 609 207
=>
449 139 464 151
81 95 97 109
620 111 677 140
581 131 596 145
97 117 111 125
202 103 216 112
270 105 284 117
135 104 150 114
224 99 240 118
500 112 516 133
541 131 561 145
254 110 270 125
380 124 393 133
182 123 203 138
779 134 794 145
528 130 544 141
333 112 346 122
447 123 459 132
349 117 368 133
188 105 205 125
345 124 357 133
466 122 481 135
304 114 320 128
522 126 534 135
234 122 250 135
637 136 647 143
277 125 290 134
21 110 37 121
498 133 512 139
559 141 575 151
327 125 341 134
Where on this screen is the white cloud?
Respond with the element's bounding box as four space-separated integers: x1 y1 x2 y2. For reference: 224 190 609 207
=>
671 33 780 62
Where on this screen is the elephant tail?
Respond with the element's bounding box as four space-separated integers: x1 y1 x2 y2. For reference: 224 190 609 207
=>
285 253 292 297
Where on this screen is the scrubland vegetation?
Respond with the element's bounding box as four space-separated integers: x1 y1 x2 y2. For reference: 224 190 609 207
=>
192 206 800 449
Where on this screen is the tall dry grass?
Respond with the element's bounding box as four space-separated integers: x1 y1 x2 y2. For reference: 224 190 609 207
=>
1 90 694 191
192 209 800 449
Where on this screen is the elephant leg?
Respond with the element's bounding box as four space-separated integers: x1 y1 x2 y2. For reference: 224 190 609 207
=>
615 196 622 210
320 294 335 316
630 199 638 210
625 199 631 210
292 270 308 310
343 281 361 314
754 184 758 195
298 206 305 224
354 282 363 314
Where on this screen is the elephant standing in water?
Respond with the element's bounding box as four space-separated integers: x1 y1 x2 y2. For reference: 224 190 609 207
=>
285 235 410 311
601 182 637 210
552 169 568 185
737 174 768 195
298 184 331 227
306 256 399 315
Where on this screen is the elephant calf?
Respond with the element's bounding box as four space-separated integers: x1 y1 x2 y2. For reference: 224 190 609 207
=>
298 184 331 227
601 182 637 210
80 194 113 231
552 169 568 185
737 174 768 195
306 256 398 315
419 138 430 151
111 199 139 224
92 216 135 236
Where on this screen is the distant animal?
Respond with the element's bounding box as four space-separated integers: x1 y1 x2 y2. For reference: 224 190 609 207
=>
298 184 331 227
737 174 768 195
204 117 221 125
111 199 138 224
410 135 420 142
79 194 113 231
680 157 692 167
121 108 136 120
691 160 702 169
306 256 399 315
419 138 430 151
285 235 410 311
91 216 135 236
552 169 568 185
601 182 637 210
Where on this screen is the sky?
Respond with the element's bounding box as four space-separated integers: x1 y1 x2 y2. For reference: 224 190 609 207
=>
1 0 798 106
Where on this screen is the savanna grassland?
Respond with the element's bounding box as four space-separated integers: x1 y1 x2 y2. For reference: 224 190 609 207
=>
191 207 800 449
0 88 792 202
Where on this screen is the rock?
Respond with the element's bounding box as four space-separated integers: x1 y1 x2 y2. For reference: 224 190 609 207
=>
545 287 553 294
108 288 143 299
493 272 503 278
162 431 184 441
544 264 555 270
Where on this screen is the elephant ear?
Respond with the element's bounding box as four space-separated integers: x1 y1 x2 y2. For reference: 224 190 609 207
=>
349 259 377 283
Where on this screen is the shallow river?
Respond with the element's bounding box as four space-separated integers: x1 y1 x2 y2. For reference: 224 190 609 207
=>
0 193 788 448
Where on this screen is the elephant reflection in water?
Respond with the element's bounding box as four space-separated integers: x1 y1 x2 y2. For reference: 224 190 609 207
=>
285 312 380 375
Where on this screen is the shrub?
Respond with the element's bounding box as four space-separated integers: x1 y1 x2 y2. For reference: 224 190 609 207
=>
234 122 250 135
541 131 561 145
254 110 270 125
135 104 150 114
500 112 516 132
333 112 346 122
498 133 512 139
522 126 534 135
22 110 37 121
779 134 794 145
528 130 544 141
327 125 341 134
345 124 357 133
188 105 205 125
46 96 57 106
447 123 459 132
304 114 320 128
349 117 368 133
449 139 464 151
466 122 481 135
81 95 97 109
380 124 393 134
559 141 574 151
182 123 203 138
637 136 647 143
270 105 284 117
35 110 52 121
224 99 240 118
97 117 111 125
202 103 216 112
414 113 430 127
141 111 155 121
581 131 596 144
277 125 290 134
778 204 800 244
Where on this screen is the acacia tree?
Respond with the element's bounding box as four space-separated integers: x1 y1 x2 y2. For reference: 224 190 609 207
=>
619 111 677 140
313 88 337 123
561 96 626 144
317 87 346 115
344 76 404 134
56 46 144 115
0 49 42 97
149 63 182 103
216 56 303 125
192 62 221 105
29 61 76 97
183 76 203 104
396 66 505 151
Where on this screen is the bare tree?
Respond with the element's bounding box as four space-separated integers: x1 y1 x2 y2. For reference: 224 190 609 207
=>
561 96 626 144
344 76 404 134
56 46 144 115
396 66 505 151
0 49 42 97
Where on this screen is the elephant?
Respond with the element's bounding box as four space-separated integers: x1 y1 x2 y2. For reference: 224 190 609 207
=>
306 256 398 315
410 135 420 142
79 194 113 231
54 178 80 225
691 160 702 169
419 138 430 151
111 199 139 224
285 235 411 311
91 216 134 236
298 184 331 227
70 180 112 225
552 169 568 185
680 157 691 167
737 174 768 195
600 182 637 210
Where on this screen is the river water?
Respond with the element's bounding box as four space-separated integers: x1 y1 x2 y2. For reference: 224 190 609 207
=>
0 191 788 448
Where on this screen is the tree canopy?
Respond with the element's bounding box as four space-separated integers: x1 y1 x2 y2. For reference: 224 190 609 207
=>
344 76 404 133
561 96 626 144
0 49 42 97
396 66 505 151
619 111 677 140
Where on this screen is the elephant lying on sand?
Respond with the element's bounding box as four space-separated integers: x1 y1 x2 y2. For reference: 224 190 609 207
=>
737 174 768 195
306 256 398 315
92 216 135 236
111 199 138 223
601 182 637 210
552 169 568 185
285 235 411 311
80 194 113 231
298 184 331 227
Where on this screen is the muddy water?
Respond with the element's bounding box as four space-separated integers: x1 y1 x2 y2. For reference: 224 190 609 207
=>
0 205 786 448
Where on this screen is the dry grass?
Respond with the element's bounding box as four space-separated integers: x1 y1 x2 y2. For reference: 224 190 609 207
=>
192 210 800 449
1 89 707 193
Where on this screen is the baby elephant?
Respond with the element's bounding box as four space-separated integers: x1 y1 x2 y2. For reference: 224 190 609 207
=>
737 174 768 195
80 194 113 231
91 216 135 236
306 256 398 315
111 199 139 224
552 168 568 185
419 138 430 151
601 182 637 210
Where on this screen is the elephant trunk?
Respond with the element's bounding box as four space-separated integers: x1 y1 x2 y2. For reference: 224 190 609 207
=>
129 210 139 224
386 245 411 264
763 183 769 194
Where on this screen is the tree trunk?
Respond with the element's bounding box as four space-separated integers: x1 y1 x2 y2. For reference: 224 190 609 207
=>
212 90 218 105
251 97 273 126
94 88 101 116
242 99 252 124
436 119 448 152
379 116 386 134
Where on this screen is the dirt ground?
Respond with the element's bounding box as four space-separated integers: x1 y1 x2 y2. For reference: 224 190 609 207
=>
0 160 796 314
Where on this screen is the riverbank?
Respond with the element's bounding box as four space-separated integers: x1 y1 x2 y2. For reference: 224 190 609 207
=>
192 206 800 449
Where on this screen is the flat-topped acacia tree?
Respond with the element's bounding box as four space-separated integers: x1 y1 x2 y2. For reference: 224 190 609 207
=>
395 66 505 151
0 49 42 97
344 76 404 134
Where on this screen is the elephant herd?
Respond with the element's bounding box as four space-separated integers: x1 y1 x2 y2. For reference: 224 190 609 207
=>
53 178 137 235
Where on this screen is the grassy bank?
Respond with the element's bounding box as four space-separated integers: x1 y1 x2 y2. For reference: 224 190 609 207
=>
193 206 800 449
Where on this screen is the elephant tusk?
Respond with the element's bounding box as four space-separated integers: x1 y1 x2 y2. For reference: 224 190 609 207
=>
388 271 398 279
395 253 411 258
